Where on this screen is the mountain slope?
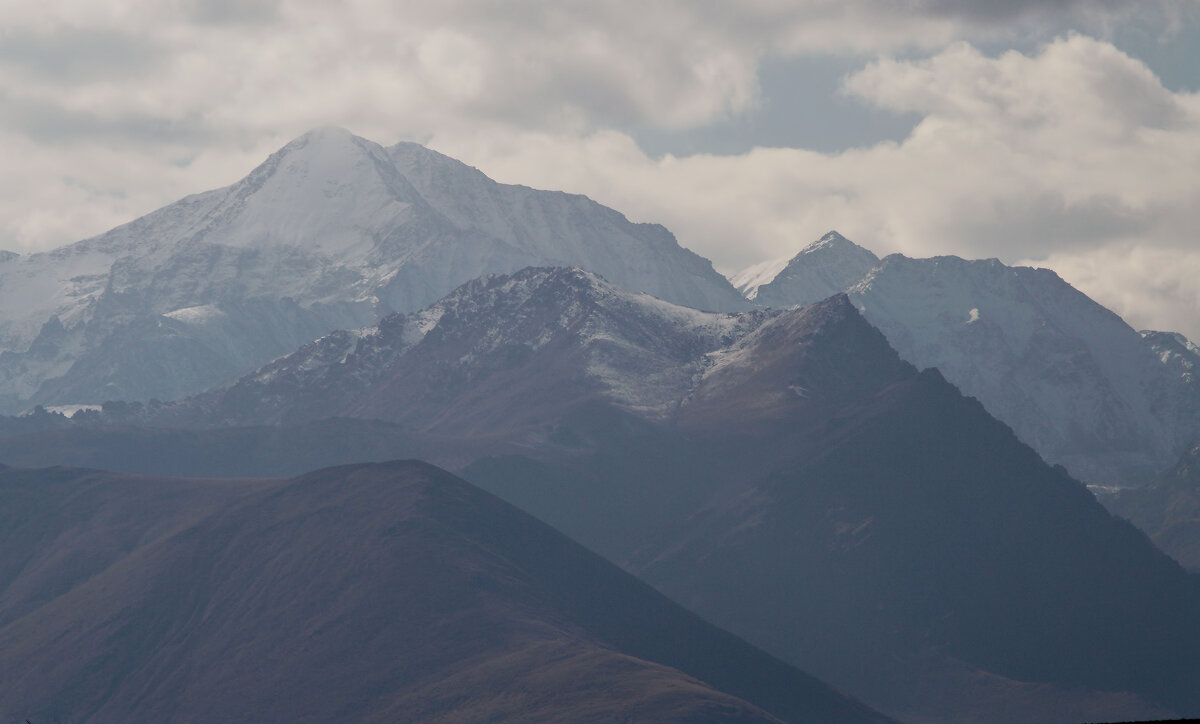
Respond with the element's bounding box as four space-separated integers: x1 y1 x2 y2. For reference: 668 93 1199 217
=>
173 267 766 432
729 232 1199 487
0 128 744 412
1105 442 1200 572
0 460 888 724
388 141 744 313
641 366 1197 722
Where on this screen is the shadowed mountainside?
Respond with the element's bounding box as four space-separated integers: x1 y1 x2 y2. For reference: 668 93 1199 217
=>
0 460 888 724
1105 442 1200 572
2 274 1198 722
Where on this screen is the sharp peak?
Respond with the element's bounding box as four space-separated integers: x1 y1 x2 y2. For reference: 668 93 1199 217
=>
809 230 855 248
800 291 861 320
276 126 384 157
769 292 864 329
792 230 878 260
817 230 851 244
236 126 410 193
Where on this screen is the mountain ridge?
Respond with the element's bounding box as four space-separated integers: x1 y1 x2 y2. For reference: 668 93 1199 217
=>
0 460 890 723
0 127 746 412
728 232 1200 487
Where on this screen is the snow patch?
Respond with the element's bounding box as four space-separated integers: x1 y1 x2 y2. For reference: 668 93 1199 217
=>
164 305 228 325
728 257 790 300
43 404 101 417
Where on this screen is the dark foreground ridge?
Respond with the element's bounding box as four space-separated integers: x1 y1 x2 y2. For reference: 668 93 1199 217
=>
0 460 889 724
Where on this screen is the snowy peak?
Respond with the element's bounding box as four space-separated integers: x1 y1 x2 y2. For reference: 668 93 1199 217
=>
428 266 742 341
683 294 912 427
0 128 749 410
747 231 880 308
733 233 1200 487
808 230 866 253
203 127 431 257
192 266 756 431
849 251 1197 486
183 270 907 437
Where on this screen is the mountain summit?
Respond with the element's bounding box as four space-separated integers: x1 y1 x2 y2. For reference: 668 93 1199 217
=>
0 128 745 411
733 231 880 307
729 232 1200 487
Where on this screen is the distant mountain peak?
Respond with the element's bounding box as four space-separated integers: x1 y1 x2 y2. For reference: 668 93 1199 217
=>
741 232 880 309
290 124 357 144
808 229 855 250
0 126 747 411
798 230 876 258
728 232 880 303
253 126 396 183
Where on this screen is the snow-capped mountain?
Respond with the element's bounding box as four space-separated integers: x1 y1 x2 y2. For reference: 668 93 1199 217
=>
174 267 770 431
728 233 1200 487
0 127 744 412
735 231 880 307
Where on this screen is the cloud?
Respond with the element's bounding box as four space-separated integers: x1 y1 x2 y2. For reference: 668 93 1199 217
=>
423 35 1200 338
0 3 1197 336
1030 245 1200 341
0 28 165 82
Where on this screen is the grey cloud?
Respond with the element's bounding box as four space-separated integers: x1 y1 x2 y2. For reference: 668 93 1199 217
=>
0 29 166 83
186 0 282 26
1090 58 1189 131
0 93 214 147
939 193 1152 260
903 0 1166 26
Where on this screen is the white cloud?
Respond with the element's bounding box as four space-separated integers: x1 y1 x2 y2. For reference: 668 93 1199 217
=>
1030 245 1200 340
0 2 1197 337
425 35 1200 338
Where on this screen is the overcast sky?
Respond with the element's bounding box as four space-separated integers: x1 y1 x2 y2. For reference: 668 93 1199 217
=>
2 0 1199 338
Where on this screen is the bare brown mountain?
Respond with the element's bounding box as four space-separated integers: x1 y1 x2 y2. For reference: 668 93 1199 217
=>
0 460 888 723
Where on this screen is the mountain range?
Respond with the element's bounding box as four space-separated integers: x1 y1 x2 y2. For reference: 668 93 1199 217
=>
3 129 1195 492
731 231 1200 488
0 127 743 412
4 128 1200 723
5 269 1197 722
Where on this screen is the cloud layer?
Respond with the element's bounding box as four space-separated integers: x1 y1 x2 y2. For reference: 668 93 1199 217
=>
1 1 1197 337
428 35 1200 338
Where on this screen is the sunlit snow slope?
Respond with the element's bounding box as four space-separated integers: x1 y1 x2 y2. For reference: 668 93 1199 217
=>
0 127 744 411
